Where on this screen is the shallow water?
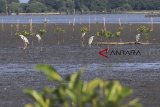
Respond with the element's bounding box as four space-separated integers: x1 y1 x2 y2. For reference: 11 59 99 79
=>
0 62 160 75
0 44 160 75
0 14 159 24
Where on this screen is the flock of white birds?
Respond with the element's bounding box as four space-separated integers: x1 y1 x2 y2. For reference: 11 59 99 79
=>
18 32 140 49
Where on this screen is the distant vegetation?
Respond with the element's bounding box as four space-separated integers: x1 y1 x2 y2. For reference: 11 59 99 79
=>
0 0 160 14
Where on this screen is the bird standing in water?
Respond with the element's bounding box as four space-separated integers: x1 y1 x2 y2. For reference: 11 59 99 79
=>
88 36 95 47
136 33 141 43
36 34 42 43
81 32 86 39
19 35 29 49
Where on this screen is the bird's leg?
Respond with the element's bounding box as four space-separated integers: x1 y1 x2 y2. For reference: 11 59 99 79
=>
23 42 27 50
81 37 84 47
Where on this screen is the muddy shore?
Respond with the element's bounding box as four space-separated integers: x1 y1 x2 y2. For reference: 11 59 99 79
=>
0 24 160 107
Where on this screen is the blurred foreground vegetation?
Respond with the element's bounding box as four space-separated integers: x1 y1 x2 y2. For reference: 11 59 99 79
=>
24 64 142 107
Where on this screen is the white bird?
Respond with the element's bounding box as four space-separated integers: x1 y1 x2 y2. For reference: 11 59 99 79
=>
81 32 86 39
136 33 141 43
19 35 29 49
88 36 95 47
36 34 42 42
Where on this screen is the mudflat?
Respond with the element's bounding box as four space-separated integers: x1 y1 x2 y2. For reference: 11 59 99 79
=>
0 23 160 107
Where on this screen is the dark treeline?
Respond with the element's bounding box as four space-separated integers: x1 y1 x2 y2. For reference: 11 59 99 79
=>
0 0 160 14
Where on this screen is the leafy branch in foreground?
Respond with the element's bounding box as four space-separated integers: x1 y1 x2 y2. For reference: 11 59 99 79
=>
24 64 142 107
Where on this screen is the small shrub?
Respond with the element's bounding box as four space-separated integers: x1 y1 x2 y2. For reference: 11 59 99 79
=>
55 27 65 44
115 31 121 38
81 26 88 34
38 29 46 36
137 25 152 41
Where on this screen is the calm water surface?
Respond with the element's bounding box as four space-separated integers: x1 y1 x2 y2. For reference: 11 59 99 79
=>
0 14 159 24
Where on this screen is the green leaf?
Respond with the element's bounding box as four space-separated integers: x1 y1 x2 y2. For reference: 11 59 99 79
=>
24 89 45 107
115 31 121 37
68 72 81 89
81 26 88 33
65 89 76 102
24 104 34 107
34 64 62 81
87 79 103 91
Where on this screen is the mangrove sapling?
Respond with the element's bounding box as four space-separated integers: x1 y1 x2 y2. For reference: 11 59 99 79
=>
118 18 123 42
37 29 46 43
137 25 152 42
114 25 123 45
16 19 19 33
96 29 109 49
115 31 121 44
80 26 88 47
35 29 46 51
56 27 65 45
24 64 142 107
43 18 47 30
102 30 113 49
104 31 113 42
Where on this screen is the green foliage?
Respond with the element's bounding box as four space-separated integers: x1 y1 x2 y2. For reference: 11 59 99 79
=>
24 64 142 107
28 1 47 13
115 25 123 38
8 2 23 14
0 0 5 13
80 26 88 33
137 25 152 34
20 30 30 37
35 64 62 81
1 0 160 13
38 29 46 36
15 30 30 37
56 27 65 33
96 29 113 39
118 26 123 32
137 25 152 39
15 25 30 37
115 31 121 38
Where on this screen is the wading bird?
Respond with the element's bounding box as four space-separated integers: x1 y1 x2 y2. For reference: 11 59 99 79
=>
88 36 95 47
19 35 29 49
36 34 42 43
81 32 86 39
136 33 141 43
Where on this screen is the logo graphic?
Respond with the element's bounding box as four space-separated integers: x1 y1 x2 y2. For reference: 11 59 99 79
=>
99 48 141 59
99 48 109 58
